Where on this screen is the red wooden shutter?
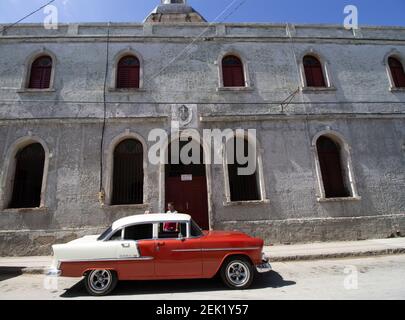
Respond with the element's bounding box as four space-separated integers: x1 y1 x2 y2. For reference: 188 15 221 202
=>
303 56 326 87
28 56 52 89
389 57 405 88
222 56 245 87
117 56 140 89
223 66 233 87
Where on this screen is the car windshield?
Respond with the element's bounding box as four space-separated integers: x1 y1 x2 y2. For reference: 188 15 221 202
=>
97 226 112 241
190 219 203 237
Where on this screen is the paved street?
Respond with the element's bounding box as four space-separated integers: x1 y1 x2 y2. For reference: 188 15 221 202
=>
0 255 404 300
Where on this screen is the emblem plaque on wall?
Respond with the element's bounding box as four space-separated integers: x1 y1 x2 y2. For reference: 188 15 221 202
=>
171 104 198 128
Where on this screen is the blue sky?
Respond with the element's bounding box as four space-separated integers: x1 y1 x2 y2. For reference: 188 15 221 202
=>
1 0 405 26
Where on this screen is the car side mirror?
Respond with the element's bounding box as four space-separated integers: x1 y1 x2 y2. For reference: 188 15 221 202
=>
178 234 186 241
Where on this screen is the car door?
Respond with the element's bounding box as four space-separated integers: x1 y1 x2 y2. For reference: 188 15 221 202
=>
154 221 203 278
114 223 156 280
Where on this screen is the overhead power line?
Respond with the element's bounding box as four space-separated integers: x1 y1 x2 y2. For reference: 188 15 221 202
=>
144 0 249 84
99 22 111 199
2 0 56 33
0 99 404 105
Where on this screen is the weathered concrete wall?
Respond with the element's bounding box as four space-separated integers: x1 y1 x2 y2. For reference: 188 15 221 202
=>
0 23 405 255
0 116 404 256
0 227 105 257
218 214 405 244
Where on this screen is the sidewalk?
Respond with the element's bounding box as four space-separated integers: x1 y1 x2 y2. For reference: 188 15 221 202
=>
264 237 405 261
0 238 404 275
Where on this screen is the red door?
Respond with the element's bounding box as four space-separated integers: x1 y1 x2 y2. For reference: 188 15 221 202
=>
154 238 202 278
165 176 209 230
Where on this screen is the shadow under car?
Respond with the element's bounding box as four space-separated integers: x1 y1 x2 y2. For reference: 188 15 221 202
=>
60 271 296 298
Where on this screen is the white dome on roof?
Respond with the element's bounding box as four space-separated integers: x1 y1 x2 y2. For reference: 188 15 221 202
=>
144 0 206 23
162 0 187 4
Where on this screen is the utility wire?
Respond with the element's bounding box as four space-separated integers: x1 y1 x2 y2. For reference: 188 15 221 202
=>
279 23 303 113
287 22 317 158
286 23 303 89
279 88 299 113
1 0 56 33
219 0 248 23
144 0 248 85
1 111 404 124
99 22 111 198
1 99 404 105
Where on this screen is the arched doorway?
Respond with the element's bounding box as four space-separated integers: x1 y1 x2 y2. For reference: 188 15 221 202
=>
316 136 350 198
111 138 144 205
9 143 45 208
165 138 209 230
226 137 260 202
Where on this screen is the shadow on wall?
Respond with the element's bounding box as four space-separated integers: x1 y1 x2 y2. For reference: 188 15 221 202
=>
60 271 296 298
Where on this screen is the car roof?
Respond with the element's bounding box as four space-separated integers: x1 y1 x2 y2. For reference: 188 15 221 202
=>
112 213 191 230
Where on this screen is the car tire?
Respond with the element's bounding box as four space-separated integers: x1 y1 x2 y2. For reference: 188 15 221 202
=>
84 269 118 296
220 257 254 290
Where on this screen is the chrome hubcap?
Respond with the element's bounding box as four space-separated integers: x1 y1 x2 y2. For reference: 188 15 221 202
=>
89 270 111 292
227 261 250 287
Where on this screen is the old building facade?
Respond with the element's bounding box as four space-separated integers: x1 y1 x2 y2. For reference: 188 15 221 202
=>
1 1 405 255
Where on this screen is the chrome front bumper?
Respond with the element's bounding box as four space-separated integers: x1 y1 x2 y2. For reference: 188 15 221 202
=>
46 268 61 277
256 257 272 273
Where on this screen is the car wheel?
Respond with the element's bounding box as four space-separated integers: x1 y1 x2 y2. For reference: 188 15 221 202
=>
220 257 254 289
84 269 118 296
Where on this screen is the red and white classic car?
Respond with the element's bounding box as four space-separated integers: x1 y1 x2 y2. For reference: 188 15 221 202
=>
49 213 271 296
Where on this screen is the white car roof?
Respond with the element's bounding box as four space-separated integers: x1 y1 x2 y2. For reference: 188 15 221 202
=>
112 213 191 230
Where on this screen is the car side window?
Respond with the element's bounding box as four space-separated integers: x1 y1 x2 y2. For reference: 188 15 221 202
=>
124 223 153 241
158 222 187 239
109 229 122 241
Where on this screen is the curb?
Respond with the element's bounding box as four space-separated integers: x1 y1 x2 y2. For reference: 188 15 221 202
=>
1 249 404 275
268 248 405 262
22 267 48 275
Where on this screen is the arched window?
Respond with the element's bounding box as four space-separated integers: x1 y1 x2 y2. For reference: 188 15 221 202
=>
222 55 245 87
316 136 350 198
9 143 45 208
226 137 259 201
28 56 52 89
388 57 405 88
116 55 140 89
112 139 144 205
303 55 326 87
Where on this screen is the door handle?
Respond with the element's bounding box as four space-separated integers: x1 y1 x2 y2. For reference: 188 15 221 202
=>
121 243 130 248
156 241 165 252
